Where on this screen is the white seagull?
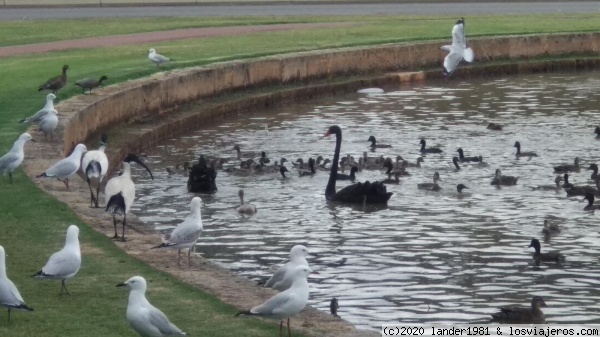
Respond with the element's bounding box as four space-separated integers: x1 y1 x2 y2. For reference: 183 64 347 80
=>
236 189 257 215
81 133 109 208
441 17 474 77
153 197 203 266
38 109 58 141
148 48 172 68
33 225 81 295
0 133 34 183
117 276 187 337
265 245 310 292
237 265 312 337
0 245 34 321
105 154 153 241
20 93 57 124
36 143 87 190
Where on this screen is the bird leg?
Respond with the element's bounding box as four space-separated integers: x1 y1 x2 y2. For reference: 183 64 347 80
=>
60 279 70 296
279 321 283 337
112 215 120 240
121 214 127 242
177 250 181 266
188 247 192 266
287 318 291 337
57 178 70 190
7 308 10 322
95 183 100 208
86 178 96 208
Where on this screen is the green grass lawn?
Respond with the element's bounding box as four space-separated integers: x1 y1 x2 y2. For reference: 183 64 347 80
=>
0 13 599 336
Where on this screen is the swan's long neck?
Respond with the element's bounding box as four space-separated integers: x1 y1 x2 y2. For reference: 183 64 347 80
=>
325 129 341 200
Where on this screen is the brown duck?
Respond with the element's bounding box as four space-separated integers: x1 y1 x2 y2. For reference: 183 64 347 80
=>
490 296 547 324
74 76 107 94
38 65 69 94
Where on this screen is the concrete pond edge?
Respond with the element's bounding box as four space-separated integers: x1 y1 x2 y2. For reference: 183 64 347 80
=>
22 32 600 337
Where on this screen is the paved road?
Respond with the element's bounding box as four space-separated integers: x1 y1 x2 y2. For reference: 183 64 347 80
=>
2 2 599 21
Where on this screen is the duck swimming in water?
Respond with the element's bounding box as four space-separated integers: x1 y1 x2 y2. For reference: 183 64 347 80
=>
367 135 392 148
324 125 393 204
583 192 600 211
588 163 598 180
490 296 547 324
595 126 600 138
490 169 518 186
529 238 565 263
452 157 461 170
487 123 503 131
419 139 443 154
418 172 441 191
335 166 358 181
514 141 538 157
531 176 562 191
541 220 560 236
553 157 580 173
456 184 469 193
456 148 480 162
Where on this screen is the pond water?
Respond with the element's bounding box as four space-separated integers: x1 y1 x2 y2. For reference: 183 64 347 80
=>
130 71 600 330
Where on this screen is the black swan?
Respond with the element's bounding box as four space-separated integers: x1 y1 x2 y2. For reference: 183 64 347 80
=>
187 156 217 193
514 141 538 157
419 139 443 154
456 148 480 162
324 125 392 204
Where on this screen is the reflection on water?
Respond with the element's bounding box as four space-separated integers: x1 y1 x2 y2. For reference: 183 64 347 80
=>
131 72 600 330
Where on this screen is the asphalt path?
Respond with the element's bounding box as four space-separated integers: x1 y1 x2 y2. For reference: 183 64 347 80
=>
1 2 599 21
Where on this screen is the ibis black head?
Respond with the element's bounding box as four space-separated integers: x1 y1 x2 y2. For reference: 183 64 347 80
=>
124 153 153 180
456 17 465 25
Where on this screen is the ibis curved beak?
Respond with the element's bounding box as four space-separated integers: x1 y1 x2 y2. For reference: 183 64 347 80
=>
124 153 154 180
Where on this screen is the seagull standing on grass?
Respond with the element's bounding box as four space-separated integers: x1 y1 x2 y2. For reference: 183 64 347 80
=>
105 154 153 241
117 276 187 337
152 197 203 266
0 246 34 321
237 265 312 337
0 133 34 183
20 93 57 124
148 48 172 68
265 245 310 292
36 143 87 190
81 133 109 208
33 225 81 295
441 17 474 77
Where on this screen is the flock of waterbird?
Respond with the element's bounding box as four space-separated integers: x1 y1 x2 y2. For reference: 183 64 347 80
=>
0 16 579 337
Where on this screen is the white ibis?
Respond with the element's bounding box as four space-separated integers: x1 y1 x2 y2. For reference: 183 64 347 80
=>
152 197 203 266
117 276 187 336
20 93 56 124
104 154 153 241
33 225 81 296
0 133 34 183
0 246 34 321
36 143 87 190
81 133 109 208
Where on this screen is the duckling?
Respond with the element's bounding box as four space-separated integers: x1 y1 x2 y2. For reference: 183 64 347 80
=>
531 176 562 191
317 158 331 171
490 296 547 324
418 172 441 191
514 141 538 157
541 220 561 235
529 238 565 263
166 161 190 175
210 158 227 170
595 126 600 138
335 166 358 181
419 139 443 154
259 151 270 164
589 163 598 180
487 123 503 131
583 192 600 211
236 189 257 215
381 172 401 184
456 184 469 193
367 135 392 148
384 160 410 176
456 148 480 162
553 157 580 173
452 156 461 170
490 169 518 186
361 152 384 170
299 158 316 177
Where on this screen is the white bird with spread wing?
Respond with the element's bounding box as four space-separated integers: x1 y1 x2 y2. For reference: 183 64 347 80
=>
441 17 474 77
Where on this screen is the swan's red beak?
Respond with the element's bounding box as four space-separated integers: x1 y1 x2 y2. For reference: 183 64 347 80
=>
324 131 331 137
